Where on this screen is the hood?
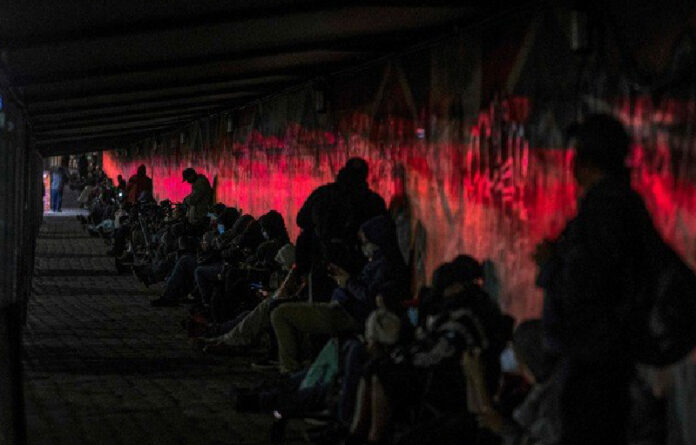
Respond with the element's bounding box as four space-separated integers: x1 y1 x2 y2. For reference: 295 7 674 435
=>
259 210 289 243
360 215 401 260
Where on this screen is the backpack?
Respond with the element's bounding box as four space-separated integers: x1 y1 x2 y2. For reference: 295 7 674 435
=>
630 229 696 366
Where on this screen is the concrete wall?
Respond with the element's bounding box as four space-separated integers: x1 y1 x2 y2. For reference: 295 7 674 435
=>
103 2 696 320
0 85 44 444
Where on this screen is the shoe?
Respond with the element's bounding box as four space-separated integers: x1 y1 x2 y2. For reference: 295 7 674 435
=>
150 297 178 307
251 358 279 371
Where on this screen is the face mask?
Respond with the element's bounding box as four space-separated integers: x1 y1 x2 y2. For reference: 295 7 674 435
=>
500 345 518 373
361 242 379 258
217 224 225 235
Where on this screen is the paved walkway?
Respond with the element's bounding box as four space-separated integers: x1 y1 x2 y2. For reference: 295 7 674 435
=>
23 204 303 444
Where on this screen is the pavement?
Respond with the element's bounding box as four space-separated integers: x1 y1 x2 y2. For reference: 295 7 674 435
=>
23 194 305 445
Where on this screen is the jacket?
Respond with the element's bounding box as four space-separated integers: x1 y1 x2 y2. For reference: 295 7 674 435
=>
331 215 408 324
183 174 213 224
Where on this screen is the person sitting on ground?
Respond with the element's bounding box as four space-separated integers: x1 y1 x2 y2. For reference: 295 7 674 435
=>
125 164 153 205
347 255 507 445
271 214 408 373
195 243 302 354
306 283 411 445
151 230 217 307
207 210 291 322
196 210 281 314
462 319 561 445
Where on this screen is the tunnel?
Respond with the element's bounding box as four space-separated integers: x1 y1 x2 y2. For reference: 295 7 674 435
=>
1 1 696 444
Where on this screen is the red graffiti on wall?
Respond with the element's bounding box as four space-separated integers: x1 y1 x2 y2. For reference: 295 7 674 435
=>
102 96 696 320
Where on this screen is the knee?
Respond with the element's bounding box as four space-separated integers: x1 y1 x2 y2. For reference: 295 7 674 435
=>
270 305 286 327
270 303 295 329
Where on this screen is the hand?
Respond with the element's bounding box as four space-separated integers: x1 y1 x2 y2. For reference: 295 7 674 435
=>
328 263 350 287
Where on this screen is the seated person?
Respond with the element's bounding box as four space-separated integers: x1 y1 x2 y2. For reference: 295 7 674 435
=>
462 319 561 445
151 231 217 307
346 255 507 445
196 243 303 353
270 214 408 373
198 210 288 314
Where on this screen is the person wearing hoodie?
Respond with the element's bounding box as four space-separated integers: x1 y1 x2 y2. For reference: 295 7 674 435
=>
271 215 408 373
125 164 153 204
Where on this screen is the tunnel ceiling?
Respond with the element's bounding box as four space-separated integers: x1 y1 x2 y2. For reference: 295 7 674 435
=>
0 0 508 156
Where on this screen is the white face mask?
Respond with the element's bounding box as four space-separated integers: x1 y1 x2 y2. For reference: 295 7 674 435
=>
361 242 379 259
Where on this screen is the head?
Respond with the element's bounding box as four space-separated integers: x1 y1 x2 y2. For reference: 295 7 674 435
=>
336 157 369 188
512 319 547 384
137 164 147 176
432 255 484 299
569 114 630 190
218 207 240 231
212 203 227 217
258 210 289 242
358 215 399 261
117 174 123 182
182 168 197 184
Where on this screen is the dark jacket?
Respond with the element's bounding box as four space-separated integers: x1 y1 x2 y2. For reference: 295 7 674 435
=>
183 174 213 224
539 177 653 363
295 179 386 274
126 173 153 204
331 215 408 324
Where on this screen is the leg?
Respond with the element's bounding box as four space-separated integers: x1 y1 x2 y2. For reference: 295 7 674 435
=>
270 302 360 372
194 263 224 305
368 375 391 442
56 189 63 211
350 377 372 439
50 189 58 211
161 255 197 301
339 338 368 426
218 298 273 347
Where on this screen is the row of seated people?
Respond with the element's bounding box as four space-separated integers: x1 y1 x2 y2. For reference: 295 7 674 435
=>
84 154 667 445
